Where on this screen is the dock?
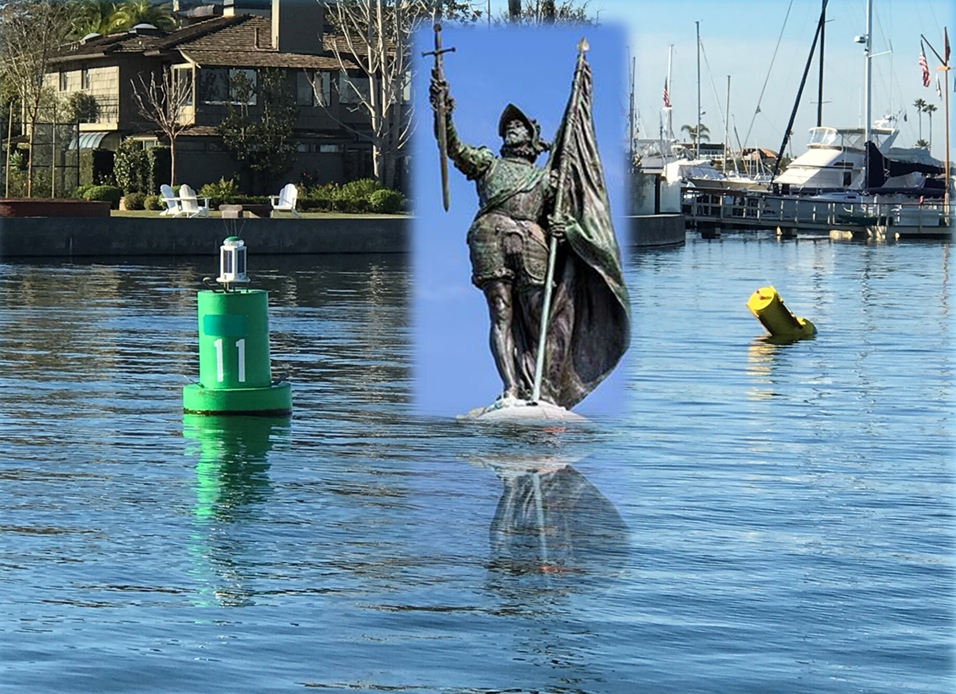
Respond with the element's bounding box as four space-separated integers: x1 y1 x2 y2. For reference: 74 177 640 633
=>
682 187 953 240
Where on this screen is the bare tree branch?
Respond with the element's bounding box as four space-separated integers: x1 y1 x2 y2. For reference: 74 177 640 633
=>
130 67 191 186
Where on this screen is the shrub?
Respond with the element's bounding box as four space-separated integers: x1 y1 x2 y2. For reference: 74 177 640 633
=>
306 182 340 212
369 188 406 214
4 150 26 197
147 145 171 193
198 177 240 208
123 192 146 210
113 138 149 194
72 184 95 200
144 194 163 211
84 184 124 208
65 92 98 123
338 178 382 212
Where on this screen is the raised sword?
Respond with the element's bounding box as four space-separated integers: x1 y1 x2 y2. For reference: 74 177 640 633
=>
422 23 455 211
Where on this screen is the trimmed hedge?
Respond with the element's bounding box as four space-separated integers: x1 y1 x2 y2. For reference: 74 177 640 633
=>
369 188 406 214
123 192 146 210
84 185 124 209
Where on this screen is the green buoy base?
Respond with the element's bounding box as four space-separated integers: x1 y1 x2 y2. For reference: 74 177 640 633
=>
183 382 292 416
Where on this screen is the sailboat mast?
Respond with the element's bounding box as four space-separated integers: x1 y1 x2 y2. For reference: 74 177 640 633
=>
696 20 701 158
665 44 674 140
817 0 825 126
864 0 872 146
724 76 730 172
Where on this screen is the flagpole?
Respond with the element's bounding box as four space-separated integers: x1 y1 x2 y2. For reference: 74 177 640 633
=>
922 29 951 214
531 38 588 405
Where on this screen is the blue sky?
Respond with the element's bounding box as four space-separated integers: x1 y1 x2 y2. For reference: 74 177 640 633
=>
479 0 954 159
411 25 630 419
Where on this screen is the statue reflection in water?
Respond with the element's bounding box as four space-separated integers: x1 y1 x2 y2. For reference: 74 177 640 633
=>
476 428 629 581
183 414 290 607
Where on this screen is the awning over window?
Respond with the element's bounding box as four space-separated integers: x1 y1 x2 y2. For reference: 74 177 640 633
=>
68 131 110 150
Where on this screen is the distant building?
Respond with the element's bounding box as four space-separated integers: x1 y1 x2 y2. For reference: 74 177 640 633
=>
48 0 400 192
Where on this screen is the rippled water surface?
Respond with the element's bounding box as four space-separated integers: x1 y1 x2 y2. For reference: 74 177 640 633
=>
1 236 953 693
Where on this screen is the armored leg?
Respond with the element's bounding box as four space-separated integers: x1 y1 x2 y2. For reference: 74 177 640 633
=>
482 279 520 400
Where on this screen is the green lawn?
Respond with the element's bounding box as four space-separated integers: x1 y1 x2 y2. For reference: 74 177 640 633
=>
111 209 410 219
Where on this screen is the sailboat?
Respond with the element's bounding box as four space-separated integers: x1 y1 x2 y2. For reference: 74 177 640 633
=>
769 0 951 238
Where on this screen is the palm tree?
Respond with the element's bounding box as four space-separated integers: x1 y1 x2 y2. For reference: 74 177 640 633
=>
109 0 178 33
913 98 927 142
68 0 122 39
916 138 930 148
680 123 710 144
923 103 938 151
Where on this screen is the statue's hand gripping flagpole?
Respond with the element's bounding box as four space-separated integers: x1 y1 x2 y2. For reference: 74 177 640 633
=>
531 38 589 404
423 23 455 211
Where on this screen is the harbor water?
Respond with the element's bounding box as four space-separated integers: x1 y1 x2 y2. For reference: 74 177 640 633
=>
1 233 952 692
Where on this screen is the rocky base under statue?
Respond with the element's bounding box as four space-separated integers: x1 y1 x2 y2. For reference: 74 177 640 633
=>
458 396 588 423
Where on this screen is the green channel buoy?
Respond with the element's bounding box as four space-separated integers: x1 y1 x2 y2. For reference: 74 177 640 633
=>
183 237 292 416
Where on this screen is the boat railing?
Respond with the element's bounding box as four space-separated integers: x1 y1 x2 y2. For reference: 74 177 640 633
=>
682 186 952 231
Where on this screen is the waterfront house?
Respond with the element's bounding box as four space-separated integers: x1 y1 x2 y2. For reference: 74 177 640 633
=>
46 0 396 192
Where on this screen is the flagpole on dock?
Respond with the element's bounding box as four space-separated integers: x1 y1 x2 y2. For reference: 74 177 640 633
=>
921 29 951 213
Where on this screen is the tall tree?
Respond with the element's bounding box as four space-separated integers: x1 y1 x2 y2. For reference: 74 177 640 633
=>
923 102 938 150
321 0 418 190
913 97 927 143
131 66 191 186
500 0 593 24
217 69 299 193
109 0 177 33
681 123 710 144
317 1 481 190
0 0 75 197
69 0 122 38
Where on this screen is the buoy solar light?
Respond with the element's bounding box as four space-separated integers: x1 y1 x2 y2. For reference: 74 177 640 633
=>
746 286 816 342
183 237 292 416
217 236 248 288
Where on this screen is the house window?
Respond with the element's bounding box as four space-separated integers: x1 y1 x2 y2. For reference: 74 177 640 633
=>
173 67 193 107
199 67 257 105
296 71 314 106
297 71 331 107
319 144 341 153
338 73 369 105
81 68 90 89
58 71 68 91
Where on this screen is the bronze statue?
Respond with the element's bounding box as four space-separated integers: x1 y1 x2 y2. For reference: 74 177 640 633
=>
428 35 630 412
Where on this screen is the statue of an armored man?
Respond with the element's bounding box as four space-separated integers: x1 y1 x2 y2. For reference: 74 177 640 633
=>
428 37 630 414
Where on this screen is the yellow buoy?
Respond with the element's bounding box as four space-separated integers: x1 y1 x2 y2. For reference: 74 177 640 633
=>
746 286 816 341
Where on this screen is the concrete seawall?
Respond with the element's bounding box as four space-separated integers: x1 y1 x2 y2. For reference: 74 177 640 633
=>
629 214 686 248
0 216 409 259
1 214 683 259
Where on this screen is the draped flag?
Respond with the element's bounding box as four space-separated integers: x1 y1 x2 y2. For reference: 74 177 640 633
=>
919 48 931 87
542 43 630 408
663 78 671 108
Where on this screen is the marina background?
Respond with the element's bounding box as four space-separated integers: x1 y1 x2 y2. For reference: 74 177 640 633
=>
486 0 954 161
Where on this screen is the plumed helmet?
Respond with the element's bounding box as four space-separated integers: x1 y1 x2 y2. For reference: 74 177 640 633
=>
497 103 550 154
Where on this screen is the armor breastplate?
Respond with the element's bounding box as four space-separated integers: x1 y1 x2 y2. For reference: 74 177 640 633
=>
476 157 548 222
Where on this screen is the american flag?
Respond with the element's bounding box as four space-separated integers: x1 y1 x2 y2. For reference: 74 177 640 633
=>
663 78 671 108
919 49 930 87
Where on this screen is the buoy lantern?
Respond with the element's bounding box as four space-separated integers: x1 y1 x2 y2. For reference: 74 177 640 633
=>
217 236 248 287
746 286 816 341
183 237 292 416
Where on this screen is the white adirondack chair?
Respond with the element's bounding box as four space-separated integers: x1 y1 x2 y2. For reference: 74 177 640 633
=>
270 183 300 218
178 184 210 218
159 184 184 217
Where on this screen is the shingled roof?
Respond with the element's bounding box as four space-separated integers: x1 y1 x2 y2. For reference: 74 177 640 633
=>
51 14 357 70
